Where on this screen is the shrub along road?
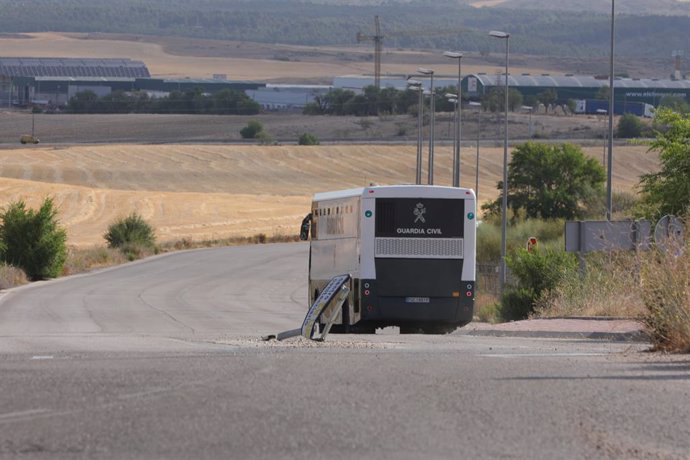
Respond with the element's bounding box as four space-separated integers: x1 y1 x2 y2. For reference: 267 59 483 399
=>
0 243 688 458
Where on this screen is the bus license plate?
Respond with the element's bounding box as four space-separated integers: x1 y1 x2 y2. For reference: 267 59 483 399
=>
405 297 430 303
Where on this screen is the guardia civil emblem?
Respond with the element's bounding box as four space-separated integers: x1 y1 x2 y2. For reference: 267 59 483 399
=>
413 202 426 224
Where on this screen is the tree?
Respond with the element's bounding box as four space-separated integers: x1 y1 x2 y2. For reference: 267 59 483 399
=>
659 95 689 114
638 108 690 219
66 90 99 113
617 113 643 138
322 89 356 115
343 94 369 116
537 88 557 105
596 85 610 100
0 198 67 280
482 142 605 219
481 87 523 112
240 120 264 139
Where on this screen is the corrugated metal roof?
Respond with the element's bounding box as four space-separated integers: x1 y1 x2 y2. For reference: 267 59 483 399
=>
0 57 150 78
33 76 136 83
470 73 690 89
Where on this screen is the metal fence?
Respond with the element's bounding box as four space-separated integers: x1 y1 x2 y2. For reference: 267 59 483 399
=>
477 263 500 297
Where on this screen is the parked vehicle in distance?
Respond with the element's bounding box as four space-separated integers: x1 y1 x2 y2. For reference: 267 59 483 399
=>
573 99 655 118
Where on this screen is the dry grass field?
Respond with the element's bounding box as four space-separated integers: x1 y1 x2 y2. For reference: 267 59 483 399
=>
0 143 658 248
0 32 561 81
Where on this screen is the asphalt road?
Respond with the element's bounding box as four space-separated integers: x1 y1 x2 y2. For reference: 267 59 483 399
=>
1 243 689 459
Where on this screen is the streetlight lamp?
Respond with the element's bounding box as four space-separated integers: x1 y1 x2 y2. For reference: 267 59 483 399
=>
444 51 463 187
469 101 482 201
407 78 424 185
417 67 435 185
489 29 510 295
606 0 615 221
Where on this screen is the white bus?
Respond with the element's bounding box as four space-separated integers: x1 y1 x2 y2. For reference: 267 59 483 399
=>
301 185 476 334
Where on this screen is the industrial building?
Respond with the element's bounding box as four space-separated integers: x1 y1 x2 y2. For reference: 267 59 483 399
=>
0 57 263 107
246 84 333 111
3 56 689 112
462 73 690 106
333 75 458 92
333 73 690 107
0 57 149 106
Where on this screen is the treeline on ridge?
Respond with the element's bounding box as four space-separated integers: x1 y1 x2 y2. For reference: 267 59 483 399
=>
64 88 260 115
0 0 687 58
61 85 564 116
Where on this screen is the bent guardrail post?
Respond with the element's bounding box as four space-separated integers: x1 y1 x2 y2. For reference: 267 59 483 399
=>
263 274 351 342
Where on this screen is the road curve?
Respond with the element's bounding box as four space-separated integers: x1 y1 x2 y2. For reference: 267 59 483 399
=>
2 243 690 459
0 243 309 352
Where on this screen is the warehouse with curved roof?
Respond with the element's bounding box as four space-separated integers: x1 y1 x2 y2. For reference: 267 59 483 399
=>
462 73 690 105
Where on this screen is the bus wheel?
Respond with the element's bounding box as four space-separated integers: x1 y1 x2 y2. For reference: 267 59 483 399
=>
421 324 457 335
350 324 376 334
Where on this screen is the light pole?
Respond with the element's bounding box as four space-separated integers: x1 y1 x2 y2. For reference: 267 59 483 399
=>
445 92 459 187
489 29 510 295
407 78 424 185
469 101 481 201
418 67 435 185
606 0 615 221
444 51 463 187
596 108 608 166
521 105 533 138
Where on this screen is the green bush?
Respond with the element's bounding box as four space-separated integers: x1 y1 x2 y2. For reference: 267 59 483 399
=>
476 219 565 265
0 198 67 280
500 247 577 321
240 120 264 139
104 213 156 253
298 132 320 145
499 287 535 322
617 113 643 138
256 130 275 145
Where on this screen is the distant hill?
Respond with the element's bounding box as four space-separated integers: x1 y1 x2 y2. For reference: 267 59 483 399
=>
467 0 690 16
0 0 687 59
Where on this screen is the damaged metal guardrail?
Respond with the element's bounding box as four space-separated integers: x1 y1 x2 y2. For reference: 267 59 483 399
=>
262 274 351 342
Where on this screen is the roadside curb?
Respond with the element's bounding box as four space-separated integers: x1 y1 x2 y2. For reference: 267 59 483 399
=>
458 317 649 342
458 329 649 342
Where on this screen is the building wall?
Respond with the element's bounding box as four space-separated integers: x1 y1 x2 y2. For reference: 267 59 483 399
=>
463 74 690 105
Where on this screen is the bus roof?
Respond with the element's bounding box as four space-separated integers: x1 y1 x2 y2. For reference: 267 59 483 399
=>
313 185 475 202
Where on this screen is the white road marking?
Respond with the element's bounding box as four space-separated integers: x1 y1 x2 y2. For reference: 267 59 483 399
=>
31 355 54 360
0 409 50 420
